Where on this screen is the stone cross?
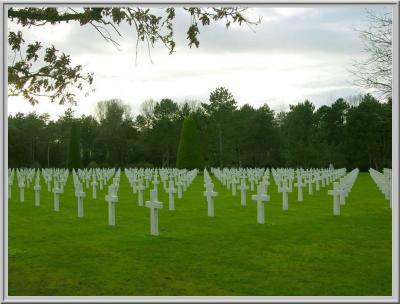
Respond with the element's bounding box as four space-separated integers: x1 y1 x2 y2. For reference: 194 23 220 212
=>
239 178 248 206
166 180 177 211
177 180 183 199
231 178 237 197
321 174 326 187
18 180 25 202
183 178 188 192
152 177 159 200
308 175 313 195
34 182 41 207
53 182 61 212
339 179 347 205
131 179 137 194
105 186 118 225
137 182 145 207
204 179 213 191
47 179 52 192
251 184 270 224
295 177 304 202
328 182 344 216
315 174 320 191
249 176 255 191
263 178 270 196
203 184 218 217
145 189 163 236
60 179 65 193
249 175 254 191
92 178 97 199
76 183 86 218
278 179 292 211
153 175 159 188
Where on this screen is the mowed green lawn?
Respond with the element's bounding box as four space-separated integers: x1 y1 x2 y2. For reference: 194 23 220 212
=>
8 172 391 296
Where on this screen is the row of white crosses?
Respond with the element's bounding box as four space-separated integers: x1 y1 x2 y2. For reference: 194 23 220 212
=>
328 168 359 215
369 168 392 208
12 166 199 237
299 168 344 197
69 168 119 223
51 169 69 212
211 168 272 222
13 168 117 216
273 168 347 210
41 168 69 193
213 168 267 194
212 167 350 223
125 168 198 235
12 168 67 204
146 169 198 235
163 169 197 211
14 168 36 202
125 168 196 209
77 168 117 198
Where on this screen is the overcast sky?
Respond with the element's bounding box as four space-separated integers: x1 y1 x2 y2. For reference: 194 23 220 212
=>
7 6 392 119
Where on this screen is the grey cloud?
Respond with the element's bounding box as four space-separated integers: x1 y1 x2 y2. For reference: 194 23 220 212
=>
10 7 391 61
166 6 392 56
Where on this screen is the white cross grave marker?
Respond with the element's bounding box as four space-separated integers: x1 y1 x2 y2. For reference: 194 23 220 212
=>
152 177 159 200
76 183 86 218
145 189 163 236
315 174 320 191
328 182 344 216
308 175 313 195
105 186 118 225
166 180 177 211
137 182 145 207
53 182 61 212
278 179 292 211
251 184 270 224
177 180 183 199
239 178 248 206
295 177 304 202
34 182 41 207
203 184 218 217
18 180 25 202
92 178 97 199
231 178 237 196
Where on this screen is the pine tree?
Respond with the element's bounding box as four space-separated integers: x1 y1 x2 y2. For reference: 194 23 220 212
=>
67 122 82 170
176 117 204 170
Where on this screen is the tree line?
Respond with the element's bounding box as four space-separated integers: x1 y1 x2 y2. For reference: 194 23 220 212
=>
8 87 391 171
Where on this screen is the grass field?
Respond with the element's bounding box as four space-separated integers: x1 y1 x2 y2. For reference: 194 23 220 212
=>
8 172 392 296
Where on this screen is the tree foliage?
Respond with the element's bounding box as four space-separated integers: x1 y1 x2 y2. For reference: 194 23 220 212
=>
8 90 392 171
202 87 237 168
176 117 204 170
67 122 82 170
